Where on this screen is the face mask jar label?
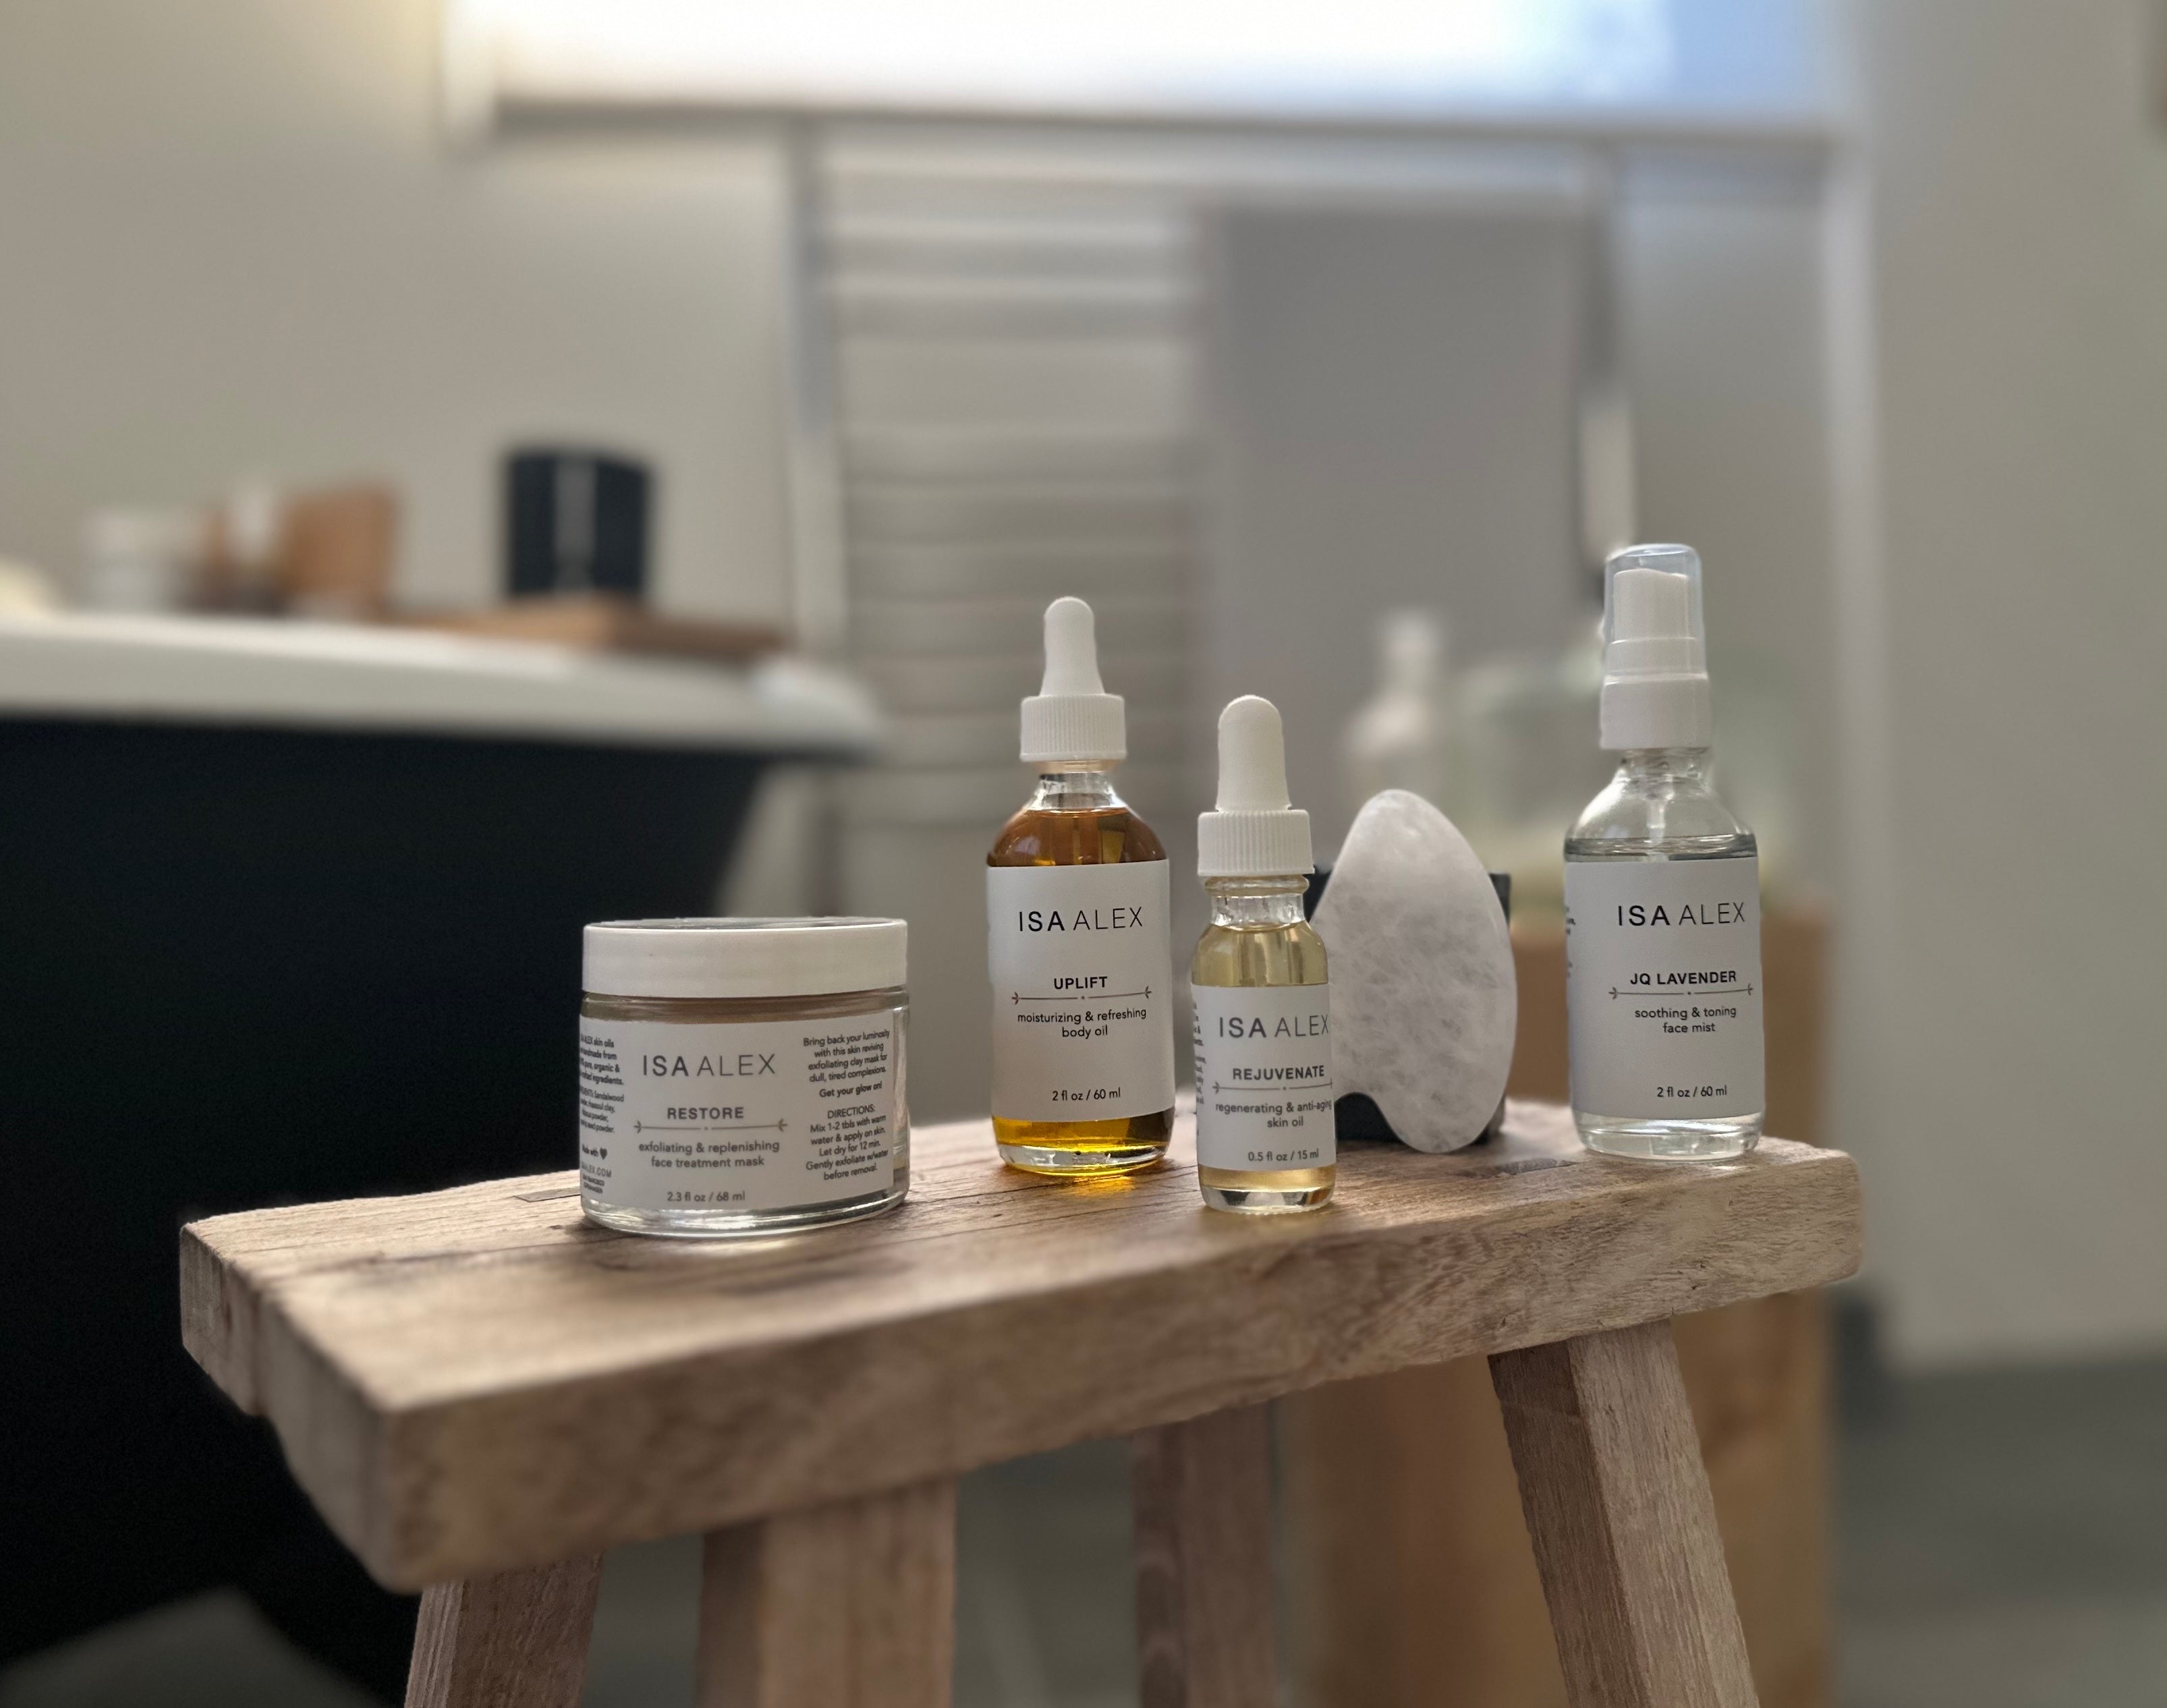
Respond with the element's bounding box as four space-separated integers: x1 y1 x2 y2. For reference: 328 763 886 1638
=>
579 1014 901 1214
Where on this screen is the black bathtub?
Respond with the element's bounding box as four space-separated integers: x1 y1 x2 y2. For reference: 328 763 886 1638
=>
0 617 872 1693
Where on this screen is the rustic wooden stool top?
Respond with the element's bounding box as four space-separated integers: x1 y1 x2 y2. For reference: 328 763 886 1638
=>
183 1103 1861 1708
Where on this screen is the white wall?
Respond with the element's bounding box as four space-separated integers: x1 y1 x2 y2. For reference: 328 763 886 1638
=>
1857 0 2167 1365
0 0 793 619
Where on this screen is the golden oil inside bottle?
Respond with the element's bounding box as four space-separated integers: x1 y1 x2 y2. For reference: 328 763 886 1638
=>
1190 876 1335 1211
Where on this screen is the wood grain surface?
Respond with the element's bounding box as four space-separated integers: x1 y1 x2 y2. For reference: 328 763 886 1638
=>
1133 1405 1277 1708
180 1103 1860 1589
402 1554 602 1708
696 1480 955 1708
1491 1325 1761 1708
395 594 785 664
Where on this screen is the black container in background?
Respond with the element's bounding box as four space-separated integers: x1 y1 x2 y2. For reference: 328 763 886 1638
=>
505 448 652 599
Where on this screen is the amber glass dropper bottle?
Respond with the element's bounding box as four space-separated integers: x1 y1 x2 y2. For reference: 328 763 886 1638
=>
986 598 1176 1174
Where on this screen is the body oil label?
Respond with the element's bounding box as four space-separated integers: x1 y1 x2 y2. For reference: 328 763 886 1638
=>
986 861 1176 1122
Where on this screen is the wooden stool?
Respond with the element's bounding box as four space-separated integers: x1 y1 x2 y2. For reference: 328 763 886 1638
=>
181 1103 1860 1708
1279 912 1838 1708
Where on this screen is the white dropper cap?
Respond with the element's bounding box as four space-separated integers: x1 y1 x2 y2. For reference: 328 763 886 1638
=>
1021 596 1127 764
1598 542 1714 751
1198 695 1314 878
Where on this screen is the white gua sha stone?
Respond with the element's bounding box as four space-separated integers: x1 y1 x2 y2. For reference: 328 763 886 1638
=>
1313 789 1517 1152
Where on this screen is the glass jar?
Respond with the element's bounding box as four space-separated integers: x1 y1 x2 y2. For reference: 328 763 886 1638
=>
577 917 908 1238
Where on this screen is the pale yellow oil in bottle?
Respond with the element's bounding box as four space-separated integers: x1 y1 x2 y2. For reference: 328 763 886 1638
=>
1190 876 1335 1210
988 768 1175 1175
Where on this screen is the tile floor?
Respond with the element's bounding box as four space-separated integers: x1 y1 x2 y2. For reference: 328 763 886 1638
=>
5 1362 2163 1707
1836 1360 2167 1708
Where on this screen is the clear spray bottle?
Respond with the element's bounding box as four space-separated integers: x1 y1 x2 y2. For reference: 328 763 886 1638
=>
1565 544 1765 1159
1190 697 1334 1212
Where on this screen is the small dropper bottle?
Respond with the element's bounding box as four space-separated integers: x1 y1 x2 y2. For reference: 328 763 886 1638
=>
1565 544 1765 1160
986 598 1177 1175
1190 697 1334 1213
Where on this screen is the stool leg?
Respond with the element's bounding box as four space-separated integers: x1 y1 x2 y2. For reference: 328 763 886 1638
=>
1490 1321 1760 1708
1132 1403 1278 1708
403 1554 604 1708
696 1478 957 1708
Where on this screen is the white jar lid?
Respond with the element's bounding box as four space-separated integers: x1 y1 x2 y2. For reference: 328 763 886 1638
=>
583 917 907 1000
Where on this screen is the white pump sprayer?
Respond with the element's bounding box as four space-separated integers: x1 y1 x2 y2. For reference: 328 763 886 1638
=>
1598 543 1714 751
1198 695 1314 878
1020 596 1127 764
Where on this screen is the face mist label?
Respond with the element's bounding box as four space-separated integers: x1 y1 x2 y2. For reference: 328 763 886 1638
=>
986 861 1177 1122
578 1015 901 1212
1191 982 1334 1171
1565 857 1765 1120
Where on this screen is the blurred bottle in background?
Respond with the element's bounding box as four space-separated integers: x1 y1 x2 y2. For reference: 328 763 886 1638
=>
1343 609 1453 822
81 508 205 613
77 476 398 621
200 477 285 613
1448 617 1614 927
